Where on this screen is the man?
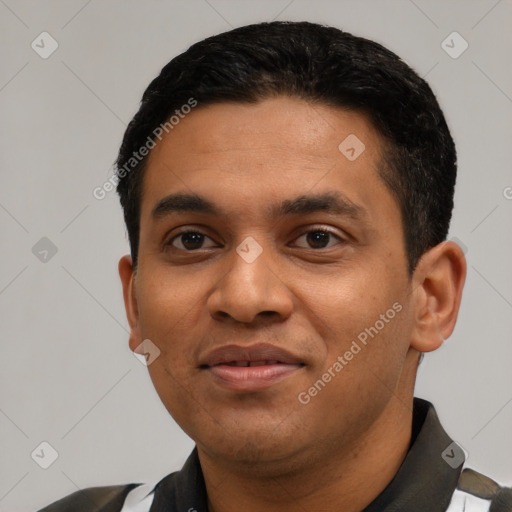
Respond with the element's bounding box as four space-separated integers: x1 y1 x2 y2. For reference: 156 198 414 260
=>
40 21 511 512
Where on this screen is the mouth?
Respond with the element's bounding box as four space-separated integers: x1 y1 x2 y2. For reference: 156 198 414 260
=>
218 360 287 367
200 344 306 391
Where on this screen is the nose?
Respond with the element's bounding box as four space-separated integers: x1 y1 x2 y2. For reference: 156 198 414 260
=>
207 240 293 325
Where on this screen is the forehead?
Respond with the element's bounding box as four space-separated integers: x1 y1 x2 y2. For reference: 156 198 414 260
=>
147 97 381 160
140 97 398 226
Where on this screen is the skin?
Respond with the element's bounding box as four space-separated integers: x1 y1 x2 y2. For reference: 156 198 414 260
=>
119 97 466 512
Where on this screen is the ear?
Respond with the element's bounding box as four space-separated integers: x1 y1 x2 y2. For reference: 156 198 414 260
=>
410 240 467 352
119 255 142 353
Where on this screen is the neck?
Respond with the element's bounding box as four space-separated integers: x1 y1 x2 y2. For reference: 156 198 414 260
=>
199 352 419 512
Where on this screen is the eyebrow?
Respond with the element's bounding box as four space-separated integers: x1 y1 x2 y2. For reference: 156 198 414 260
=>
151 191 366 221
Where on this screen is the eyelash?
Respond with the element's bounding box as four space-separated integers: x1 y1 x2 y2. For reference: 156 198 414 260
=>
164 227 346 252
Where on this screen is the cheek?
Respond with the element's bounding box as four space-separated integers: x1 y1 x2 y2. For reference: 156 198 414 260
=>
302 263 410 375
137 263 201 330
299 270 386 345
135 267 205 375
137 271 205 426
145 359 208 441
300 300 411 435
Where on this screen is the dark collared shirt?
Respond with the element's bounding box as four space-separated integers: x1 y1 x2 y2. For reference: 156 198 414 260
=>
39 398 512 512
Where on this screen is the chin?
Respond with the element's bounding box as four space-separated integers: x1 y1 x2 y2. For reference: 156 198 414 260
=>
206 437 295 467
200 431 325 480
196 416 309 463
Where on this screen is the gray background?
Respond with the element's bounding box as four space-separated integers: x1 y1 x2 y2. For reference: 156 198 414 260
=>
0 1 511 510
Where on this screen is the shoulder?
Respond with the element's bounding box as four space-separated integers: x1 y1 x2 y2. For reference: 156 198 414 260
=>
446 467 512 512
37 483 140 512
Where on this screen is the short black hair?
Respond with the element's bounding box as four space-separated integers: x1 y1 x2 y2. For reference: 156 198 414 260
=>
116 21 457 274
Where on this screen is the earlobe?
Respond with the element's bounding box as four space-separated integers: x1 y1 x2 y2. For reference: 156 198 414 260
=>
410 241 467 353
118 255 142 352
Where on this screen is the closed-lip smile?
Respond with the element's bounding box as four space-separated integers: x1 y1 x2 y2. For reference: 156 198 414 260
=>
200 343 305 391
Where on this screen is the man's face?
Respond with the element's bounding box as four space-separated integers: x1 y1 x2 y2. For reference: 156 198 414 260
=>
121 97 417 467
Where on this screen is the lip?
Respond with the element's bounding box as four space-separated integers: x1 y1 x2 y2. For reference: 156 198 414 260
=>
200 343 305 391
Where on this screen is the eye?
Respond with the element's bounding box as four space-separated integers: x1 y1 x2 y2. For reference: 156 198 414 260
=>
166 231 218 251
292 229 344 249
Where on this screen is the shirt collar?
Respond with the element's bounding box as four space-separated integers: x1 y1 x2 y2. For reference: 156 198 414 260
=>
362 397 464 511
148 397 463 512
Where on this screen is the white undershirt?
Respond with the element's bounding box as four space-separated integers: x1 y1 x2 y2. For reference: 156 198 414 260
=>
119 482 156 512
445 489 491 512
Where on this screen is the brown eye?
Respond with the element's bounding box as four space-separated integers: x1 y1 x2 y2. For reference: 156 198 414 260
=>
306 231 331 248
168 231 216 251
293 229 343 249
